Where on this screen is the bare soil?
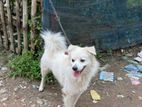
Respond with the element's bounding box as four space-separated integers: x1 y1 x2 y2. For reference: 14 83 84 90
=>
0 45 142 107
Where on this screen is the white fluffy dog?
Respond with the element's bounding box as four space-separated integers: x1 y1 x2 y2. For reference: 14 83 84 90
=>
39 31 99 107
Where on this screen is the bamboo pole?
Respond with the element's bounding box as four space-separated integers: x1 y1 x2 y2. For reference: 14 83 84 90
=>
0 1 8 50
6 0 15 52
31 0 37 51
0 37 2 49
16 0 21 53
22 0 28 51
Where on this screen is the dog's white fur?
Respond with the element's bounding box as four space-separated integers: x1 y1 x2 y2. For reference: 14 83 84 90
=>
39 31 99 107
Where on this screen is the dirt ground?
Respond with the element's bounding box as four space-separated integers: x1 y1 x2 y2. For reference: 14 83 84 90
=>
1 45 142 107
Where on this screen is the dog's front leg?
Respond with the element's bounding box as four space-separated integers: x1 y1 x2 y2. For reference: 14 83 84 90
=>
63 92 82 107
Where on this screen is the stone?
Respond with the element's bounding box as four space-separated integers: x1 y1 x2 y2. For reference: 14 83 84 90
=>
2 103 7 106
0 80 4 87
32 85 39 89
1 97 8 102
1 67 8 71
37 98 44 105
19 84 26 89
14 87 19 92
21 98 25 103
0 88 7 94
117 94 124 98
54 93 58 96
117 77 123 81
31 104 36 107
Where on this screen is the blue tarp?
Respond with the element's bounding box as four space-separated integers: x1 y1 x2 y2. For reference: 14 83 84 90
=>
42 0 142 51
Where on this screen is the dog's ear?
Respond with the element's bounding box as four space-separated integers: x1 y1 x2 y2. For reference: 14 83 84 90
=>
85 46 96 55
68 44 77 51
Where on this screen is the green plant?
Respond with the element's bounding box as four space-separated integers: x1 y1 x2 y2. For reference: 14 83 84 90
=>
28 16 42 31
8 51 55 83
107 48 113 56
96 52 102 59
9 51 40 80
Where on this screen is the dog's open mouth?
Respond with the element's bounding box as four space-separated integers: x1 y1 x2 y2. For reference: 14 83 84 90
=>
73 66 86 77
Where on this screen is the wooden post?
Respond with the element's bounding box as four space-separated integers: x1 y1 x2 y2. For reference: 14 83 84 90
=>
6 0 15 52
16 0 21 53
31 0 37 51
22 0 28 51
0 18 2 48
0 1 8 50
0 27 2 49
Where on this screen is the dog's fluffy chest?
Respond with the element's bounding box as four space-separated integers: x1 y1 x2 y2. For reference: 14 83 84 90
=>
62 73 91 95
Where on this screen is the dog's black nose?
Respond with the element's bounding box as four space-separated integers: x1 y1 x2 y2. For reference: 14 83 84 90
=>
72 66 78 71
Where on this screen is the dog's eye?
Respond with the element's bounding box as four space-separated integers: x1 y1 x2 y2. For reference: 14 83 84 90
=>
72 59 75 62
80 59 85 62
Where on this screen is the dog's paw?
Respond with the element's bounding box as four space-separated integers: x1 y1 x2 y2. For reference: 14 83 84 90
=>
39 86 44 92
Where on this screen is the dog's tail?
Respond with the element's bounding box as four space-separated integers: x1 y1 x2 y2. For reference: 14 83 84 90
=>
41 31 67 52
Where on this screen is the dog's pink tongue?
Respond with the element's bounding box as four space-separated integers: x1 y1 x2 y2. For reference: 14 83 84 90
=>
74 71 81 77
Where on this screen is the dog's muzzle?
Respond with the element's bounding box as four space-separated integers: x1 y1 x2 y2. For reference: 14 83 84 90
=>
73 66 86 77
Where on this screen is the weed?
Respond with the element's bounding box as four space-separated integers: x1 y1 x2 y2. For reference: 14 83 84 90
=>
107 48 113 56
8 51 55 83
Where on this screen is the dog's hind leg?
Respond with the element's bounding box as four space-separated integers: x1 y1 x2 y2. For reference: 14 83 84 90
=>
39 68 50 92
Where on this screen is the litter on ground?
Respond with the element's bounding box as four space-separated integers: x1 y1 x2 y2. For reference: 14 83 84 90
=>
126 72 142 78
123 64 142 73
134 51 142 62
134 57 142 62
129 78 141 85
123 51 142 86
123 64 139 73
137 51 142 58
117 94 124 98
122 56 139 65
99 71 114 82
90 90 101 102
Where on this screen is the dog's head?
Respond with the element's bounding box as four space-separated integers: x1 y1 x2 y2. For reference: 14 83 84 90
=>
68 44 97 78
